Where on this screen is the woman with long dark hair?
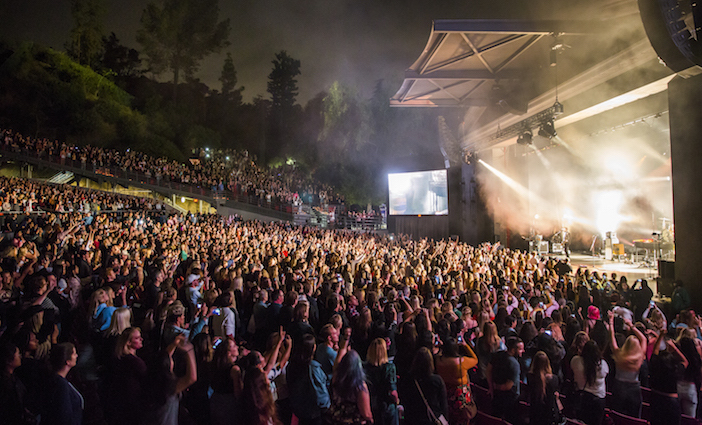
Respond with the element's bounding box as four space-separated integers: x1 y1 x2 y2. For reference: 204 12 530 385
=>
571 340 609 425
183 332 215 425
328 349 373 424
242 366 281 425
435 337 478 425
398 347 448 425
676 335 702 417
0 342 34 424
527 351 561 425
394 322 418 381
144 335 197 425
287 333 330 425
210 338 242 425
649 331 684 425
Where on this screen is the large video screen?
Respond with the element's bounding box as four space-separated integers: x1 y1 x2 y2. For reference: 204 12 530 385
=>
388 170 448 216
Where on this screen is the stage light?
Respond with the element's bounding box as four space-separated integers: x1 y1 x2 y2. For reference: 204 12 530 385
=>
463 151 474 165
517 130 533 145
538 119 557 139
553 100 564 115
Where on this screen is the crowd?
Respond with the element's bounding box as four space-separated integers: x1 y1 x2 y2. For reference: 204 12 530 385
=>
0 128 343 210
0 175 700 425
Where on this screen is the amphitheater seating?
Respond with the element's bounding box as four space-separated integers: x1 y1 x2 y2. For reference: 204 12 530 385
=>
641 402 651 422
640 386 651 404
471 384 493 415
475 411 511 425
605 408 649 425
518 400 530 424
680 414 702 425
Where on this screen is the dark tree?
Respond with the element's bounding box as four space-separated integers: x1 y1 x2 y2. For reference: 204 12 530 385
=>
137 0 230 99
219 52 243 105
66 0 105 68
100 33 142 78
266 51 301 159
267 50 301 112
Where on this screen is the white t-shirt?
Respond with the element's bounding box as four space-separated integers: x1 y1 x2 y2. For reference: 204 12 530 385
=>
212 307 236 339
571 355 609 399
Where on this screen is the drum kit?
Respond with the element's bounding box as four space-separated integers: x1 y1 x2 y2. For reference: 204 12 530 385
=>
632 217 675 267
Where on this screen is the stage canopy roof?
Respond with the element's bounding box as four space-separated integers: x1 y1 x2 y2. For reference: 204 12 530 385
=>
390 9 675 153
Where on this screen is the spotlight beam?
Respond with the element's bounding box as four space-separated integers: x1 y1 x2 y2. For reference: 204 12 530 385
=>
477 159 552 207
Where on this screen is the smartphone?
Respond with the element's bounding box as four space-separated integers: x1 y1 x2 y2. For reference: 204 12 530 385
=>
212 308 221 316
213 338 223 349
197 303 203 309
545 330 552 336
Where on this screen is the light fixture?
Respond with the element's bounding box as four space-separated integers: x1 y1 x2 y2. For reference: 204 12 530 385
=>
463 151 475 165
517 130 533 145
538 119 557 139
550 34 565 116
552 100 564 115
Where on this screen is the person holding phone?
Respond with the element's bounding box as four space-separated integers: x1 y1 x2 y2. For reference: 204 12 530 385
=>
211 291 238 341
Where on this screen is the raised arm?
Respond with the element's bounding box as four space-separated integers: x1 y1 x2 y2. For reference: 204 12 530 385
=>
264 328 285 375
460 341 479 369
623 318 647 353
667 337 689 370
608 311 619 351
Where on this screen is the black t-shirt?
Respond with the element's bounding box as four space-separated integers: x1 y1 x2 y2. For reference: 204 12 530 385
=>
649 352 679 394
490 351 520 391
555 262 572 277
527 373 560 424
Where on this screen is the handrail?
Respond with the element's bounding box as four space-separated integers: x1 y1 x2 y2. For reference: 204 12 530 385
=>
0 146 295 220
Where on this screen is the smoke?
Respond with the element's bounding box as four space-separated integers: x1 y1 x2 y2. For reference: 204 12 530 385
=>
476 111 672 246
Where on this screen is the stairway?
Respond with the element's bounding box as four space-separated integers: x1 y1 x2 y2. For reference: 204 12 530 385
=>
47 171 74 184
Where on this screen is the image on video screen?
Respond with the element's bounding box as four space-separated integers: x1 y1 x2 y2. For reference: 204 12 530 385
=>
388 170 448 216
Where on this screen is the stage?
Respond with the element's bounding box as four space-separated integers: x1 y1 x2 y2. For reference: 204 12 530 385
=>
552 252 662 294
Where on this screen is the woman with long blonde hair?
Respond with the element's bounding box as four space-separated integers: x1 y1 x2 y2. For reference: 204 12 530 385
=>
528 351 561 424
94 307 132 364
105 308 131 337
104 327 146 425
89 288 117 332
365 338 399 425
608 311 646 418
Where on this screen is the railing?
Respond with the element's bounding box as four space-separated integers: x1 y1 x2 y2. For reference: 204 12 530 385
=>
0 145 296 219
0 146 387 230
334 215 385 231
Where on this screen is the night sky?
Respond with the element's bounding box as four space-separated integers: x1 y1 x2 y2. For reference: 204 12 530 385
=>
0 0 570 104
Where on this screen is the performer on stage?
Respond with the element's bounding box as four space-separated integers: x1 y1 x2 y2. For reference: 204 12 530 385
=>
562 227 570 259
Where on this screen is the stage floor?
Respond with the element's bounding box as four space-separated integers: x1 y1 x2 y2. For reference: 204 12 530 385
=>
550 252 661 292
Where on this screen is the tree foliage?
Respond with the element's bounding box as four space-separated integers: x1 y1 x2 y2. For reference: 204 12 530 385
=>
100 33 142 79
267 50 301 112
0 43 183 158
266 51 302 160
66 0 105 68
136 0 230 89
319 82 370 161
219 52 243 104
